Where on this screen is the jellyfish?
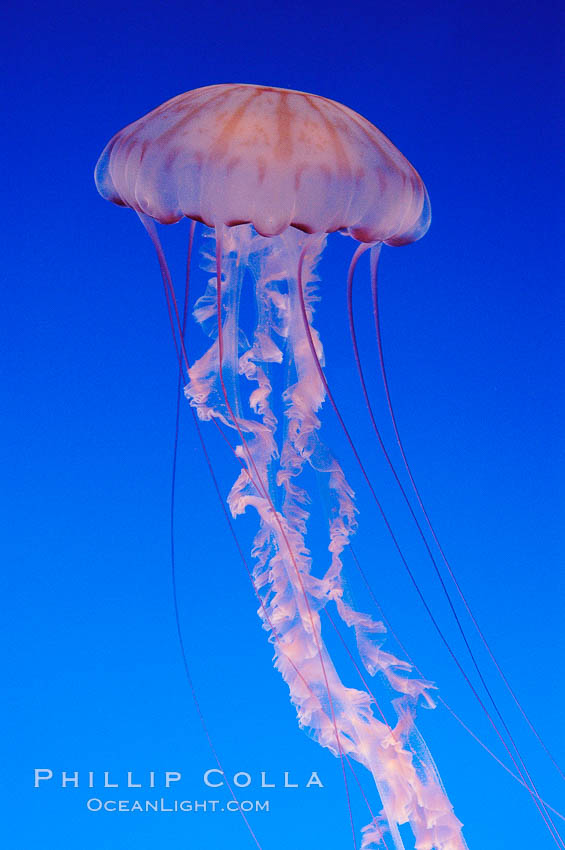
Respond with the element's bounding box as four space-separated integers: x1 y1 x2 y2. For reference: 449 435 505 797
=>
94 83 467 850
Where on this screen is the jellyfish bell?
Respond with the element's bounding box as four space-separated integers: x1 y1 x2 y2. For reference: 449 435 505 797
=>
94 83 430 245
95 84 472 850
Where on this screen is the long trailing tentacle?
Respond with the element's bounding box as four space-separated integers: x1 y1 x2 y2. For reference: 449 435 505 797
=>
346 245 563 844
143 216 265 850
368 246 565 785
296 238 563 849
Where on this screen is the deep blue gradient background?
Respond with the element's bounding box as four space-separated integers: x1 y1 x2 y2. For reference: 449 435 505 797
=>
3 1 564 848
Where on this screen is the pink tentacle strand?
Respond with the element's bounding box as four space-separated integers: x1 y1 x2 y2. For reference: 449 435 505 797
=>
183 224 468 850
368 246 565 785
296 239 563 849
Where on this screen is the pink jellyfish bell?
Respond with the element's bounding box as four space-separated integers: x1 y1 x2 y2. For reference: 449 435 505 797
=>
95 83 430 243
95 84 468 850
